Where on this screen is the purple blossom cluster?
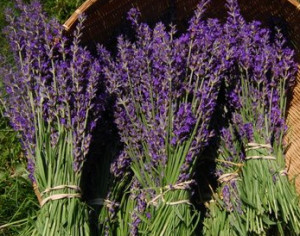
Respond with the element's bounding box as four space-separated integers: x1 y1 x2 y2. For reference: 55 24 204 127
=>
172 103 196 145
1 0 106 177
106 3 229 180
222 0 296 149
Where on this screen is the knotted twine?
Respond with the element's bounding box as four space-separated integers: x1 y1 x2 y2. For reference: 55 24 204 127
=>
218 172 239 183
35 185 82 207
128 180 194 207
146 180 193 207
88 181 193 215
216 159 243 183
245 143 287 175
217 143 281 184
245 142 276 160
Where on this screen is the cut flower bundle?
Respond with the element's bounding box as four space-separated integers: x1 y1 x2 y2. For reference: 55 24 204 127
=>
99 2 230 235
204 1 300 235
0 0 300 235
1 1 106 235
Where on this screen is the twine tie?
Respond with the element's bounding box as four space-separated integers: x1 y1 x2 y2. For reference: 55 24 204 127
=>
218 173 239 183
245 142 276 160
131 180 194 207
39 185 82 207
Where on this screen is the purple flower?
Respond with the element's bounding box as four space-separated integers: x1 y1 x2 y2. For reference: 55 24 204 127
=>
27 158 35 182
172 103 196 146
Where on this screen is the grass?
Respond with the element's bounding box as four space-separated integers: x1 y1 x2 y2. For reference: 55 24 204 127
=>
43 0 85 22
0 108 38 236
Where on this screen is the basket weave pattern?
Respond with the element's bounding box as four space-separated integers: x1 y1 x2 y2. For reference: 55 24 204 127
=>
64 0 300 192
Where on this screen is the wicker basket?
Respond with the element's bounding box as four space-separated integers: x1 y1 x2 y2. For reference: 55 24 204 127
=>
63 0 300 192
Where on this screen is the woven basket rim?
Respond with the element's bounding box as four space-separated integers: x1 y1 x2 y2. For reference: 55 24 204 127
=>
288 0 300 9
63 0 300 32
63 0 97 31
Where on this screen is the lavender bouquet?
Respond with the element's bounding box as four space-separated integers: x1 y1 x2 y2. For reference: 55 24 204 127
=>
204 0 300 235
1 1 105 235
99 1 233 235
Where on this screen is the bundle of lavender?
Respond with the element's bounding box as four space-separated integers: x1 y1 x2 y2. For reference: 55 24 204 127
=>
204 0 300 235
1 1 105 235
99 1 233 235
